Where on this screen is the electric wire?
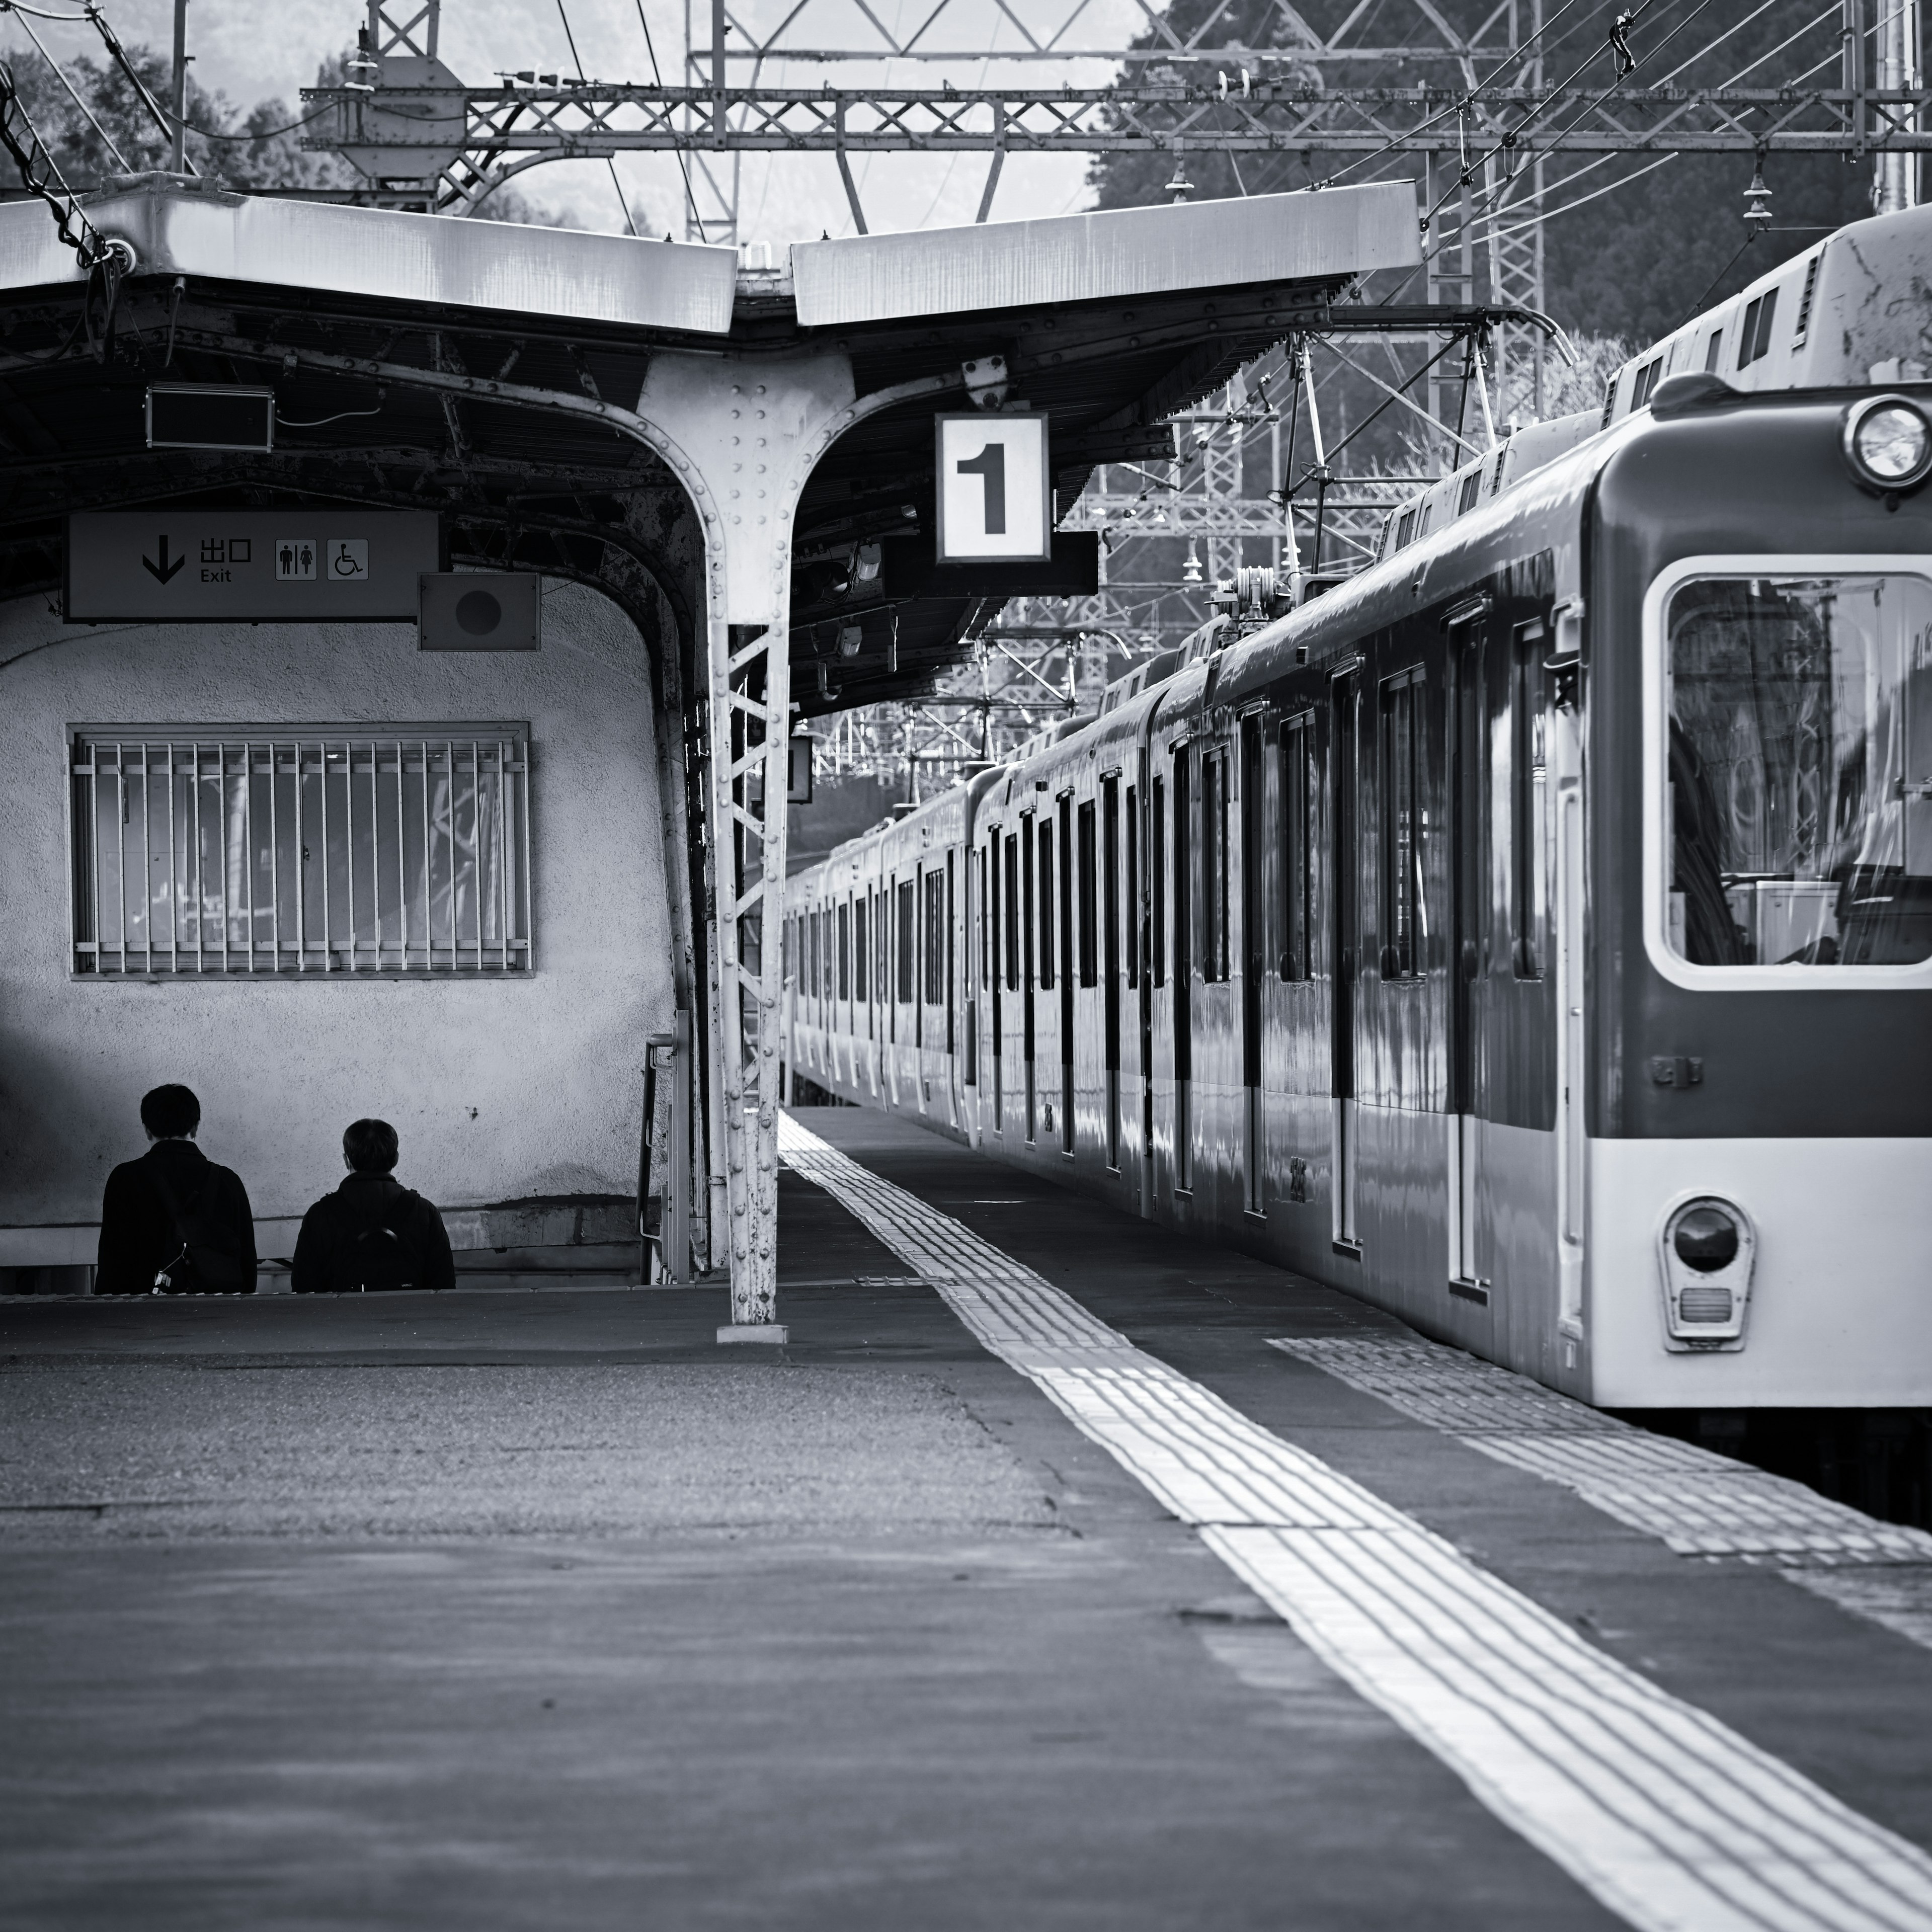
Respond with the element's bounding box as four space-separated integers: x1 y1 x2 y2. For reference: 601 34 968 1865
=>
9 6 128 167
632 0 701 239
551 0 638 236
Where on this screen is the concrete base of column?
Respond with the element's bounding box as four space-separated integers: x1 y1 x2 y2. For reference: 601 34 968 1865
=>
716 1323 790 1345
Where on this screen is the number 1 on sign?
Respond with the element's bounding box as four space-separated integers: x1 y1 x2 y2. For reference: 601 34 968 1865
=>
956 442 1006 535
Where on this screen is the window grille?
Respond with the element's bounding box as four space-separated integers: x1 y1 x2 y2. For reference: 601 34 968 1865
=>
70 727 531 977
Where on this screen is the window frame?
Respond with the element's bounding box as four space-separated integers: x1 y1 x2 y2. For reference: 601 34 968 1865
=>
1378 668 1427 983
1641 552 1932 990
67 723 534 980
1279 710 1315 981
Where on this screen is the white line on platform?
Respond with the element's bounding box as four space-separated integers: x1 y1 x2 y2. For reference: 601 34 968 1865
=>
778 1112 1932 1932
1269 1334 1932 1564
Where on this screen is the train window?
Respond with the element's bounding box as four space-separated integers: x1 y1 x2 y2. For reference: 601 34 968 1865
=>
1279 712 1314 980
837 901 851 1002
1037 819 1056 990
1511 624 1547 978
1022 817 1036 990
945 852 956 1052
1004 832 1020 990
877 888 889 1003
854 897 868 1002
1704 330 1723 372
1059 794 1075 998
1124 785 1139 989
1152 776 1167 987
1457 470 1482 515
924 869 945 1006
1173 759 1191 987
979 846 991 991
810 910 822 1003
1201 750 1230 984
1737 290 1777 369
897 878 915 1002
1664 573 1932 968
1379 669 1426 982
1078 798 1098 987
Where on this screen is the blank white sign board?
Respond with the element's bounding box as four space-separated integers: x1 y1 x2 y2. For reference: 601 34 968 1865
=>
935 413 1050 561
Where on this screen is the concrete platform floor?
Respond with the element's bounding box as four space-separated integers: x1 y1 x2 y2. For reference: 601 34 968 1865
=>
3 1109 1927 1930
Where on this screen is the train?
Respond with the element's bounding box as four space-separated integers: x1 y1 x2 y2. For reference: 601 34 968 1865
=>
783 204 1932 1421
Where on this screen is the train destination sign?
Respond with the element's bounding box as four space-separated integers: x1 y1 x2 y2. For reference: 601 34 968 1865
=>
934 412 1050 562
64 510 441 622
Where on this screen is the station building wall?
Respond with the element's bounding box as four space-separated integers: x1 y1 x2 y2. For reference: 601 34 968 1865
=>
0 579 672 1261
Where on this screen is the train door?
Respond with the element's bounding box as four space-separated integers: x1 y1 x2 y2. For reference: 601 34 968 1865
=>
1172 746 1193 1191
1448 601 1491 1296
1551 601 1586 1346
1059 792 1076 1154
1330 668 1361 1250
1021 810 1037 1142
946 849 959 1127
1139 753 1158 1214
1240 712 1265 1215
1102 773 1121 1171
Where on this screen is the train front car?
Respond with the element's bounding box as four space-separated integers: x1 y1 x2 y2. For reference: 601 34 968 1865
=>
1590 380 1932 1410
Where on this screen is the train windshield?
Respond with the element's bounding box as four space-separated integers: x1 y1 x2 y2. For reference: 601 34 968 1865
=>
1666 573 1932 968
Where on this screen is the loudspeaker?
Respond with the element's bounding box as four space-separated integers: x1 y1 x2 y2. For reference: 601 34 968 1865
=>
419 572 541 651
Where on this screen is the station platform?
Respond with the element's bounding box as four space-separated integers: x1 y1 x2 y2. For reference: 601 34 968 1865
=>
5 1107 1932 1931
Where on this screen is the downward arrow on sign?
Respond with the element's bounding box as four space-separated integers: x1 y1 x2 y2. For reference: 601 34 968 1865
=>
142 536 186 585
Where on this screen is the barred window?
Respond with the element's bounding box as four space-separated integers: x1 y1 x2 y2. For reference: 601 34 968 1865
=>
70 727 531 977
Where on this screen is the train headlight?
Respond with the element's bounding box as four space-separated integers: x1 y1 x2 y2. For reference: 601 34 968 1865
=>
1843 395 1932 491
1657 1195 1756 1351
1672 1203 1741 1273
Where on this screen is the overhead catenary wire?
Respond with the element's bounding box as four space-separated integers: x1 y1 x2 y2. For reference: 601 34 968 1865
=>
549 0 636 235
8 6 129 168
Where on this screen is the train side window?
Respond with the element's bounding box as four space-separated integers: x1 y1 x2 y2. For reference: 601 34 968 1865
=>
978 846 990 990
1279 711 1314 980
810 909 822 1003
1511 622 1547 978
923 869 945 1006
1737 291 1777 369
854 896 868 1002
1152 775 1167 987
1380 668 1426 981
1037 817 1056 990
1201 749 1230 983
1704 330 1723 372
1012 831 1027 989
1078 797 1098 987
838 900 851 1002
945 851 956 1052
1124 784 1139 989
897 877 915 1003
1173 755 1193 987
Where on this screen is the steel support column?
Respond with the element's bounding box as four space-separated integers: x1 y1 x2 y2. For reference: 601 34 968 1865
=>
636 350 955 1331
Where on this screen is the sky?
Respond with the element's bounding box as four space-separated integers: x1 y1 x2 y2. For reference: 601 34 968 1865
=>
0 0 1182 242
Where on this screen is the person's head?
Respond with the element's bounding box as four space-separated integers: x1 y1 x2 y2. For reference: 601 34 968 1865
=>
140 1084 200 1142
343 1117 400 1176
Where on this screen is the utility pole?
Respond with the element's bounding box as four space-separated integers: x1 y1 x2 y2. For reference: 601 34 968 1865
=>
1876 0 1922 214
169 0 188 174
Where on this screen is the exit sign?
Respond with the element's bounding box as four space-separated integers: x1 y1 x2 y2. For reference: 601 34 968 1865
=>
935 412 1050 562
64 510 441 621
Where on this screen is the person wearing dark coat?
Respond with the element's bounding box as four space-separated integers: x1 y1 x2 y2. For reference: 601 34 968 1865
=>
292 1117 456 1295
95 1084 258 1296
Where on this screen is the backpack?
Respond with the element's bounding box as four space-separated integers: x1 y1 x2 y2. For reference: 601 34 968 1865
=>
148 1165 254 1296
331 1189 425 1293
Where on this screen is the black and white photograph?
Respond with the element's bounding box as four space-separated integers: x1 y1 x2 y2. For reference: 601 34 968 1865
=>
2 3 1931 1927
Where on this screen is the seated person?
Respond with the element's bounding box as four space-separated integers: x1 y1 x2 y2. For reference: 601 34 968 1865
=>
292 1118 455 1295
96 1084 257 1297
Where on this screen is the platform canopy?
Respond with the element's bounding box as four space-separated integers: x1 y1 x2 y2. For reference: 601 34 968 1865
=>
0 174 1416 710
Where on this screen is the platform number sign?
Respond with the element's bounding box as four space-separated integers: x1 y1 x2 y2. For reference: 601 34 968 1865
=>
935 412 1051 562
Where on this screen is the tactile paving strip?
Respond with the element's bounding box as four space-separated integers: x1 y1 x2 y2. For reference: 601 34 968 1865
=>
779 1113 1932 1932
1271 1334 1932 1564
